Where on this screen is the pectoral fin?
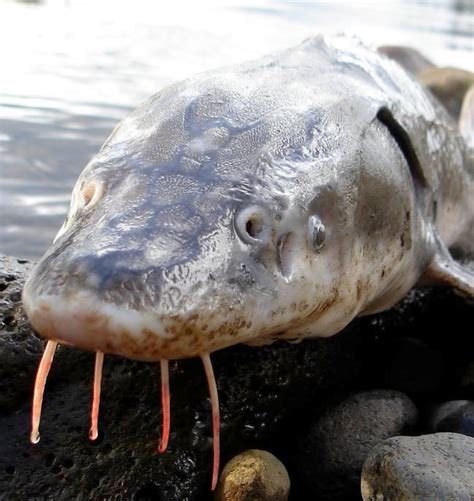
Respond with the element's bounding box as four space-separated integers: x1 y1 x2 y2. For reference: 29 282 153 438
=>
420 232 474 298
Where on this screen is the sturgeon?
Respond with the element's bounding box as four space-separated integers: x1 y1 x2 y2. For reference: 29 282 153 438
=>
22 35 474 489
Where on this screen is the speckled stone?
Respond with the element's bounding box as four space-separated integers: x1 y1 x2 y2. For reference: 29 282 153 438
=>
215 449 289 501
294 390 418 500
361 433 474 500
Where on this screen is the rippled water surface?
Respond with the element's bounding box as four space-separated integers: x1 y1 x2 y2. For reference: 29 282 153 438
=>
0 0 473 259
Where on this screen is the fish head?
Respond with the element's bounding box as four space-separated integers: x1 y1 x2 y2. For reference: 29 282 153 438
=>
23 66 368 361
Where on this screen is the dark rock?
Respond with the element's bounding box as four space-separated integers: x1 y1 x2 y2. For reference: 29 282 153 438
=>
0 254 473 500
216 449 290 501
460 360 474 394
428 400 474 437
362 286 474 400
361 433 474 500
381 337 446 396
0 255 367 500
0 255 43 412
293 390 418 500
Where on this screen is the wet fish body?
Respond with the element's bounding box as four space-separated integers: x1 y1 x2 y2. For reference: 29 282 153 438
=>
23 36 473 357
21 35 474 488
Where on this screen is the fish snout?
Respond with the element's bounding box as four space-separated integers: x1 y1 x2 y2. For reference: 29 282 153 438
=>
24 286 255 361
22 286 202 360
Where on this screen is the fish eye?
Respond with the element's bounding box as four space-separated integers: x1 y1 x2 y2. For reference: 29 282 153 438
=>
235 206 270 244
308 215 326 252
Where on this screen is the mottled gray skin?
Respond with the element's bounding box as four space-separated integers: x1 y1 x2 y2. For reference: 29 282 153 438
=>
23 35 473 361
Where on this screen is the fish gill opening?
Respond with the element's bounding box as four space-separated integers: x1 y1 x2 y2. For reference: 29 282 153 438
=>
376 107 428 200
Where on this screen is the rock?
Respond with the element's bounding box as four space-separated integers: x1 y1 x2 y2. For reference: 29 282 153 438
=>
359 286 473 399
361 433 474 500
1 253 472 499
0 255 43 412
419 67 474 119
215 449 289 501
461 360 474 393
428 400 474 437
380 337 445 396
377 45 435 75
294 390 418 500
0 254 368 500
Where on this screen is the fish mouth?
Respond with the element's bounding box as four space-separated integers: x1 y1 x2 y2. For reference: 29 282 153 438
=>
24 290 170 360
22 288 244 361
22 260 271 491
23 289 224 490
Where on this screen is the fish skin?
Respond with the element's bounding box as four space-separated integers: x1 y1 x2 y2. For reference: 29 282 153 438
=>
22 35 473 361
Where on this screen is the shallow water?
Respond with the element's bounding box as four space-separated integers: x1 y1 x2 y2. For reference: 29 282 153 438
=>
0 0 473 260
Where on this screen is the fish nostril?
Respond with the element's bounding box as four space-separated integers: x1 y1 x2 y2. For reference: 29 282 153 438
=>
235 206 270 244
245 218 262 239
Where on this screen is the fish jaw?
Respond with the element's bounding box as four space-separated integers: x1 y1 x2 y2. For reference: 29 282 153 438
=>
22 284 260 361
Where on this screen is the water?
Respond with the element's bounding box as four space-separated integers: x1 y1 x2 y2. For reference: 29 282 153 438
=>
0 0 472 260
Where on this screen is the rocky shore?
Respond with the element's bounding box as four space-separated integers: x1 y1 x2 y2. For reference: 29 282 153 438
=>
0 254 473 500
